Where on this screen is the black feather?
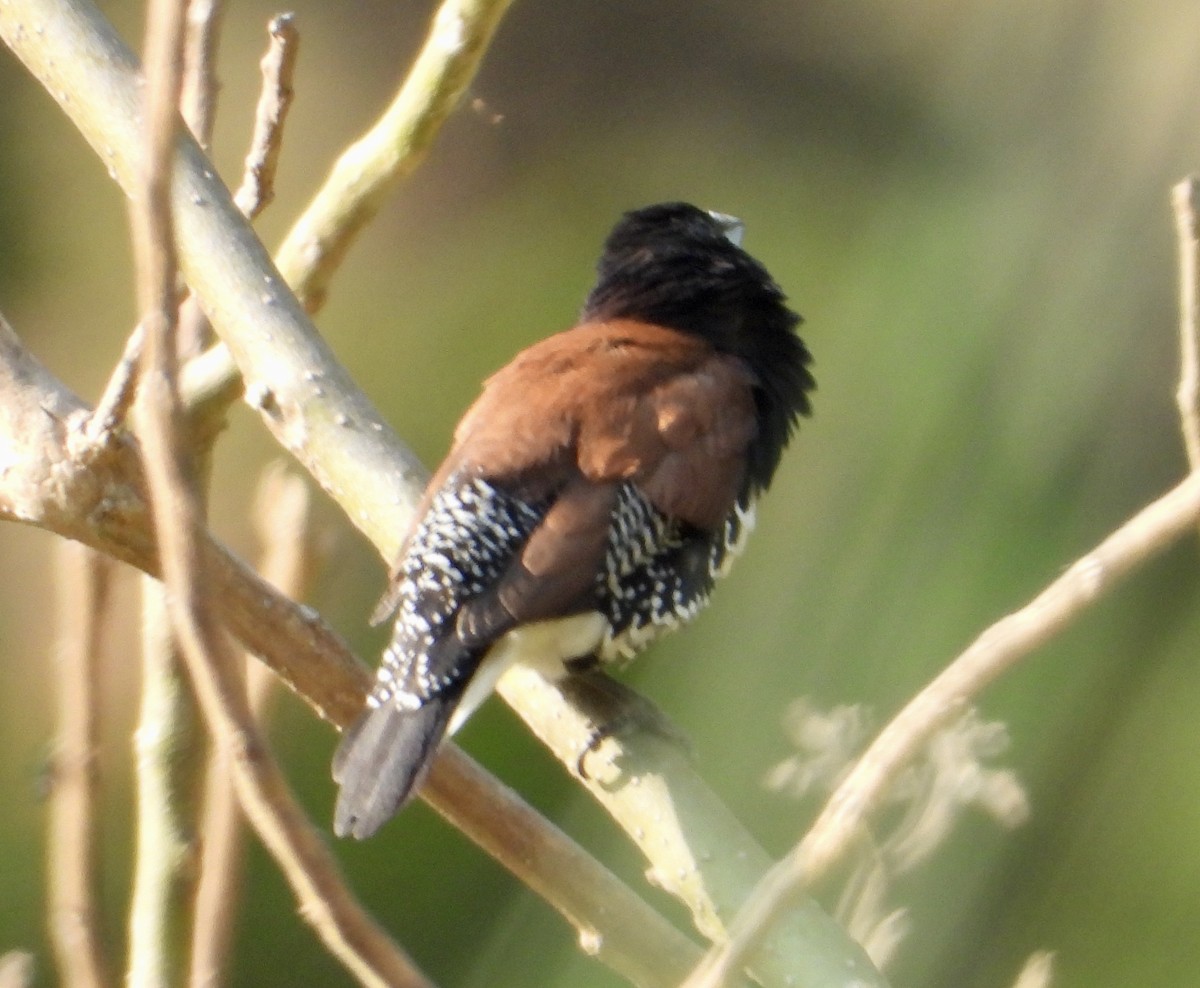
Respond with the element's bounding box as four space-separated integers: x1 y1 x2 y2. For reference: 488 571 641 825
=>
332 696 459 839
583 202 813 497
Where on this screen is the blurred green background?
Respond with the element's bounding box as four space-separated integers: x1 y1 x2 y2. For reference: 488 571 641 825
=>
3 0 1200 985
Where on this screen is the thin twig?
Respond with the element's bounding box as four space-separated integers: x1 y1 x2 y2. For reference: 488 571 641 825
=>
189 466 312 988
179 9 297 414
1173 177 1200 468
131 2 432 985
0 954 33 988
233 14 298 220
0 8 878 979
180 0 225 151
176 0 226 361
0 317 737 988
682 466 1200 987
87 323 144 444
0 0 881 959
275 0 515 313
126 3 203 985
128 577 204 988
47 541 113 988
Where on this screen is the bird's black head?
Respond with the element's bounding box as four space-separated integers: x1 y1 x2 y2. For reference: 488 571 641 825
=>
583 201 815 495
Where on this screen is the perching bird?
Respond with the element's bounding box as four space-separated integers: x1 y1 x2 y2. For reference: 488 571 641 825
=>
332 202 814 838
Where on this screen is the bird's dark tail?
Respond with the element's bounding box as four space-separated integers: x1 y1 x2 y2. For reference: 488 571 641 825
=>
332 696 458 839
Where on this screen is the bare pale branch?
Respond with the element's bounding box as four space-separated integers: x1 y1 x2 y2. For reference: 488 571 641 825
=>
47 542 113 988
180 0 226 150
0 2 883 979
128 579 204 988
126 3 217 985
233 14 298 220
88 324 145 444
1173 177 1200 469
131 1 433 983
684 466 1200 987
189 467 313 988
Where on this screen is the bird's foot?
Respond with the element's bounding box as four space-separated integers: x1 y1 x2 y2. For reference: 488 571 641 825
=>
559 666 691 780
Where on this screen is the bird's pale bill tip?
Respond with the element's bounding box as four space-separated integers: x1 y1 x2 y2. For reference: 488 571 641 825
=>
706 209 744 247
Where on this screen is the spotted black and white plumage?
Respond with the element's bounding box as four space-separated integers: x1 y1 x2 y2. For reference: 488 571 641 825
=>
333 202 814 838
367 476 549 710
598 484 753 661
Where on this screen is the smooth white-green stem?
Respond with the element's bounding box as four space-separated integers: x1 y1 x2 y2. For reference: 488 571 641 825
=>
685 466 1200 987
128 584 202 988
0 2 887 983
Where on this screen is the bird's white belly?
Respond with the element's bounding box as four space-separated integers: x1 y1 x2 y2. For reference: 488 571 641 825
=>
446 611 607 735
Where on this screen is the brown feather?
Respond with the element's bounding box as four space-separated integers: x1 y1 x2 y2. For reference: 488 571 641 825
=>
375 319 760 620
498 477 619 623
456 320 756 521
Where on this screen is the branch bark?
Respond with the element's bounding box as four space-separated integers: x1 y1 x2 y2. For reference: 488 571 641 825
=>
0 315 712 986
683 465 1200 987
1173 177 1200 469
231 13 297 221
130 1 433 982
0 1 882 982
48 542 113 988
272 0 515 312
189 467 313 988
128 576 204 988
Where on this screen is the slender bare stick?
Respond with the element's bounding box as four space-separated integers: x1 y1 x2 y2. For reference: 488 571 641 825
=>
177 13 297 437
47 541 113 988
683 466 1200 987
88 323 145 443
178 9 295 431
189 467 312 988
0 7 880 979
130 33 226 976
233 14 297 220
0 315 732 988
130 3 432 985
176 0 226 361
179 0 225 151
274 0 515 312
0 954 33 988
1173 177 1200 469
124 2 203 984
128 579 203 988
